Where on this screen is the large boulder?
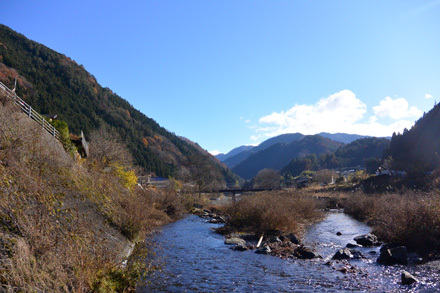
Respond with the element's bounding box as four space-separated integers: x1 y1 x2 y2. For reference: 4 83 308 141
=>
377 245 408 265
401 270 418 285
354 234 379 247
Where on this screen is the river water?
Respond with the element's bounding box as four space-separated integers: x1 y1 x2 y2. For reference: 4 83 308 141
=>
140 211 440 292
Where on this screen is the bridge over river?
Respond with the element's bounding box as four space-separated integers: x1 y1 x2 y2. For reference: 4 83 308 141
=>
214 188 281 203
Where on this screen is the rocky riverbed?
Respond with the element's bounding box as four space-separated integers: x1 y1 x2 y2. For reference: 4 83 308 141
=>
141 210 440 292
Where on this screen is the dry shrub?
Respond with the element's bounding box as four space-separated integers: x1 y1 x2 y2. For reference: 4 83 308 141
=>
344 191 440 255
116 189 171 241
0 102 165 291
344 193 377 222
223 190 321 235
372 192 440 254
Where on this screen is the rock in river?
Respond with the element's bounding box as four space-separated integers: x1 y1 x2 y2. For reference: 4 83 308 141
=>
285 233 300 245
225 237 246 246
231 243 248 251
354 233 379 247
401 270 418 285
255 245 272 254
332 248 365 260
377 245 408 265
295 246 321 259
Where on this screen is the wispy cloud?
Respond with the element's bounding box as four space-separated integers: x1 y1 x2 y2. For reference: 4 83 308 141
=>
425 93 434 99
409 0 440 17
250 90 422 141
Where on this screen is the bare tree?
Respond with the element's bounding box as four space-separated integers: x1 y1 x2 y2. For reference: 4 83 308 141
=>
313 169 338 185
88 126 132 168
253 169 280 189
184 154 222 197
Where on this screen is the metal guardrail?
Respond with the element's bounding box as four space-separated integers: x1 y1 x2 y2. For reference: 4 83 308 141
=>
0 81 61 141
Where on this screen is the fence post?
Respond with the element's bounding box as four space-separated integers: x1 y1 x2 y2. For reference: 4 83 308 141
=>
53 126 56 137
28 105 32 118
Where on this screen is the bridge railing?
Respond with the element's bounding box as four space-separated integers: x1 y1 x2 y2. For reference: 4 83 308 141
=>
0 81 61 141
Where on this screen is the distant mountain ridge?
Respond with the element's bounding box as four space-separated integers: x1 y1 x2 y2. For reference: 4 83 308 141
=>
216 145 254 162
216 132 373 168
219 133 305 168
317 132 370 144
231 135 343 179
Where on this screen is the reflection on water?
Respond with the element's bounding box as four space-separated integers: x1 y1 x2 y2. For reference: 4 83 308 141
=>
140 212 440 292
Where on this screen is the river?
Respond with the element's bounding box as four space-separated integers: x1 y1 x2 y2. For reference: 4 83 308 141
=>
140 211 440 292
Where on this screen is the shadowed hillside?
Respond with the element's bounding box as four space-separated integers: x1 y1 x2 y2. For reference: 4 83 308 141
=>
383 102 440 172
232 135 342 179
281 137 390 176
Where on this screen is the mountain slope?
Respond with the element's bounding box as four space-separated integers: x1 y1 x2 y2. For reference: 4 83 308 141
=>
0 24 236 183
216 145 254 162
220 133 305 168
281 137 390 176
383 103 440 172
232 135 342 179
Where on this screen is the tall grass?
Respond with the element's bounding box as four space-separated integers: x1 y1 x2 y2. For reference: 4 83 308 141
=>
345 191 440 255
221 190 322 235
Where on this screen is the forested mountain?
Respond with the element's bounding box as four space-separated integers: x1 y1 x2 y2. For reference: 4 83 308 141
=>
217 132 379 169
383 103 440 172
0 24 236 183
281 137 390 176
232 135 343 179
220 133 305 168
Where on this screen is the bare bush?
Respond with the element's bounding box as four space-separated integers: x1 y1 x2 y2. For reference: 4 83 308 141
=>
222 190 322 235
88 126 132 168
344 191 440 255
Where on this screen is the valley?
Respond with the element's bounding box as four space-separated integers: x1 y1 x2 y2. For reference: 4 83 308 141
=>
1 12 440 293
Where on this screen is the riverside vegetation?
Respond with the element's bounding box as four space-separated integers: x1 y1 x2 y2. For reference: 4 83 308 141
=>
0 97 200 292
344 190 440 257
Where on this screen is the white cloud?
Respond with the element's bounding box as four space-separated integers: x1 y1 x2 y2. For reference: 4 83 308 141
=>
425 93 434 99
373 96 422 119
252 90 422 141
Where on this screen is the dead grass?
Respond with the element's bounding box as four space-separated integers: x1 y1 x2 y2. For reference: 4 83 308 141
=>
220 190 322 236
344 191 440 255
0 101 178 291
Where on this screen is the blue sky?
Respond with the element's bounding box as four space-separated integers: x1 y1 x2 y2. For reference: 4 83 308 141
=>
1 1 439 154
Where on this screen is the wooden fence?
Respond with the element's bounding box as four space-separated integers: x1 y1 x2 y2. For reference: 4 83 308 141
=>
0 81 61 141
